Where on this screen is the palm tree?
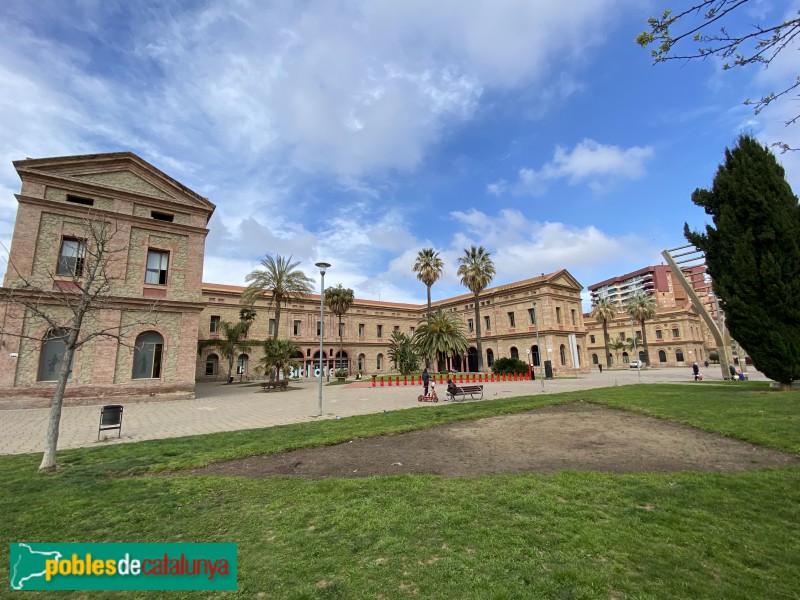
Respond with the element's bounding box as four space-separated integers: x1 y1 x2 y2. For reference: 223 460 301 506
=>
201 321 252 383
324 284 355 372
413 248 444 321
413 308 468 371
590 296 617 369
456 245 495 372
260 338 298 381
388 330 419 374
609 338 626 366
242 255 314 339
239 307 257 336
626 291 657 367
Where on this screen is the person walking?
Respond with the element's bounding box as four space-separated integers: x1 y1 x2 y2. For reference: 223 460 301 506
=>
692 362 700 381
421 368 430 397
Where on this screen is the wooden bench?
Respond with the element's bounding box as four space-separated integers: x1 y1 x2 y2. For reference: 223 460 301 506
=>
260 380 289 392
447 384 483 402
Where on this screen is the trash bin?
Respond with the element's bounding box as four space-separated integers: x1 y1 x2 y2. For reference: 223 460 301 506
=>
544 360 554 380
228 376 234 384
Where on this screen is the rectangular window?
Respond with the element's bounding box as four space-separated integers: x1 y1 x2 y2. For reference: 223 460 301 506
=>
205 356 217 376
317 321 322 336
293 320 301 336
57 238 86 276
507 312 515 327
377 324 383 338
145 250 169 285
210 315 220 333
151 210 174 222
410 326 415 335
269 319 276 336
339 323 345 337
484 316 490 331
556 307 562 324
590 335 596 344
636 330 642 340
358 323 365 337
619 332 626 340
656 329 663 339
66 194 94 206
672 327 680 338
468 319 474 333
528 308 536 325
571 309 576 325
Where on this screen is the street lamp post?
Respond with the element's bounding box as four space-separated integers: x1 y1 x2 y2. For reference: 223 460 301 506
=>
630 317 641 382
532 300 545 392
315 262 331 416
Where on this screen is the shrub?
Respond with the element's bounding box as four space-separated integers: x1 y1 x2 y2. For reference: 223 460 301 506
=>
491 357 528 375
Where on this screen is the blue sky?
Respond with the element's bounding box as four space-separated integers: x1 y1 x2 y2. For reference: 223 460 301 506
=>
1 0 797 310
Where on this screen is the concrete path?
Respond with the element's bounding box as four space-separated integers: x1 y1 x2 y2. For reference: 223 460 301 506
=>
0 366 767 456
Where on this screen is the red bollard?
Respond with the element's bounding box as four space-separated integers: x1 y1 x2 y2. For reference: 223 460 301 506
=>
403 376 407 386
396 376 400 386
380 378 384 386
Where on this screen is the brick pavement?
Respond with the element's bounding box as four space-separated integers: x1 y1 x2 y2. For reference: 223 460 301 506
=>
0 366 767 456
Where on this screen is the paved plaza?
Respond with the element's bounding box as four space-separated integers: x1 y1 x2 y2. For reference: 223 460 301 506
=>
0 366 767 456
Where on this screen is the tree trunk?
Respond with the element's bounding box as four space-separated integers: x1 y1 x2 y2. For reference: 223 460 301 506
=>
227 354 235 383
273 302 281 340
338 315 344 372
473 294 483 372
602 320 612 369
640 317 650 366
780 382 793 392
38 345 76 473
425 285 432 369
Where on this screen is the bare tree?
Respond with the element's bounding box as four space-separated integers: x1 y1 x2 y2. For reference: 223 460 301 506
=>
637 1 800 149
0 214 158 473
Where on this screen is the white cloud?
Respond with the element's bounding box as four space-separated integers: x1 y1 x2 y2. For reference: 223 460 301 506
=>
490 139 655 197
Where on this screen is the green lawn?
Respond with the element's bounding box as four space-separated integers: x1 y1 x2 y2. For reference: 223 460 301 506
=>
2 385 799 599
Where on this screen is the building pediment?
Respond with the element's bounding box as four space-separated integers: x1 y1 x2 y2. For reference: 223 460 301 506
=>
14 152 215 215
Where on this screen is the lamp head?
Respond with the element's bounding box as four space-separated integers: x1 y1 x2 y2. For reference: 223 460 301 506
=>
315 261 331 276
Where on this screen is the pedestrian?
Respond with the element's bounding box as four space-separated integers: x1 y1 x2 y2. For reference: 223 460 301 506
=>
421 368 430 397
447 377 458 400
704 360 709 368
729 363 737 380
598 364 603 373
692 362 700 381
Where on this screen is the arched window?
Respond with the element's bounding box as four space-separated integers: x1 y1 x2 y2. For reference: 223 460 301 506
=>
358 353 366 372
622 352 629 364
237 353 249 376
335 350 348 371
486 349 494 367
205 353 219 376
675 349 685 362
510 347 519 360
560 344 566 366
38 329 72 381
592 353 598 365
132 331 164 379
659 350 667 363
377 353 384 370
639 350 646 362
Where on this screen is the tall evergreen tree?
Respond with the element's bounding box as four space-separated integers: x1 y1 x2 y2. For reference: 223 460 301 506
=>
685 134 800 390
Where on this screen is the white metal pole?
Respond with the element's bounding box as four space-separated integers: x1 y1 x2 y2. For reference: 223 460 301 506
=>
315 262 330 416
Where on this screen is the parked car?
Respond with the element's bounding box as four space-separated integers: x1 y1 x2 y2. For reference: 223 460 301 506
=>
629 360 642 368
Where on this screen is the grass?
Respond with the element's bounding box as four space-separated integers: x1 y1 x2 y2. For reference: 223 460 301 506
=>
1 384 799 598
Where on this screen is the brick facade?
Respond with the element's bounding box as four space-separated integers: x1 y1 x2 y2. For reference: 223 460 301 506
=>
197 270 590 381
0 153 214 406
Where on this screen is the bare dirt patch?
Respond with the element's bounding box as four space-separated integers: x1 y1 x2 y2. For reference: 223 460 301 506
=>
186 403 799 478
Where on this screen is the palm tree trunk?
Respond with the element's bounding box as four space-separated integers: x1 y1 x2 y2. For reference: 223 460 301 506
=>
640 317 650 366
473 295 483 372
602 320 612 369
227 353 235 382
426 285 432 321
273 302 281 340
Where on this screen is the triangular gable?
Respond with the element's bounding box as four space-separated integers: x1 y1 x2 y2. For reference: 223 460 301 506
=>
547 269 583 291
14 152 215 214
74 170 170 200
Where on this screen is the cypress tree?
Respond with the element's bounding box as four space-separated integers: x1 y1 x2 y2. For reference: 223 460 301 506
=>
685 135 800 390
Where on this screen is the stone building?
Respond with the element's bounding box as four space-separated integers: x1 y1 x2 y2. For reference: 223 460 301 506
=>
197 269 590 381
584 265 712 368
0 153 214 405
